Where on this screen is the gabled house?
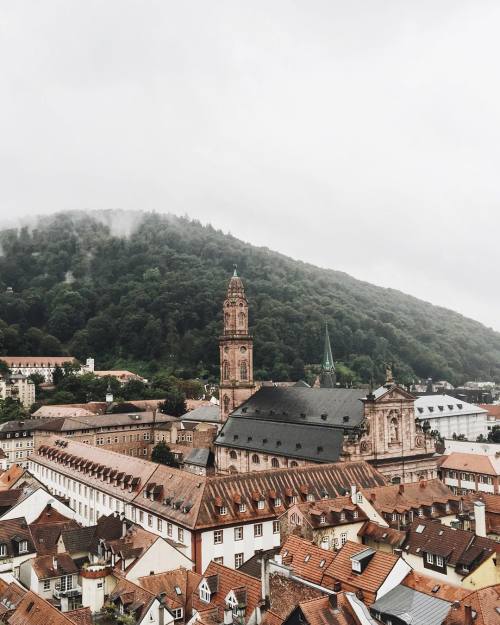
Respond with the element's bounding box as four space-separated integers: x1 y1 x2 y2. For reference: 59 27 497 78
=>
191 561 263 625
19 552 81 612
0 517 37 577
138 568 203 625
321 540 411 604
279 495 368 551
281 595 360 625
107 577 174 625
403 518 500 589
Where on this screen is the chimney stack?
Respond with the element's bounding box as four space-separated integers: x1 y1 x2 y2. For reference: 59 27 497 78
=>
350 485 357 505
328 594 338 610
473 501 486 538
52 556 58 571
464 605 473 625
398 484 405 495
224 609 233 625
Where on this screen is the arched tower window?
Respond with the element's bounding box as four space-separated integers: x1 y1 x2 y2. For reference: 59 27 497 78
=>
229 450 237 460
252 454 260 464
240 361 248 381
223 361 230 381
271 457 279 468
238 312 246 326
224 312 230 326
223 395 230 413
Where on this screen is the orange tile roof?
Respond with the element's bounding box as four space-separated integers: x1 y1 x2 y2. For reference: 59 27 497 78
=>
31 553 78 580
279 535 335 585
357 521 405 547
138 568 202 616
0 465 25 490
7 590 77 625
298 595 357 625
323 540 398 595
479 404 500 419
440 452 499 476
268 574 322 619
108 578 156 621
192 561 262 618
34 437 386 531
286 496 367 530
66 607 93 625
4 356 75 366
402 570 469 602
444 584 500 625
360 479 459 514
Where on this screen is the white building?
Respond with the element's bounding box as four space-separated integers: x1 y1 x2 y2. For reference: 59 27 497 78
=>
414 394 491 440
2 356 94 383
29 437 386 573
0 374 35 409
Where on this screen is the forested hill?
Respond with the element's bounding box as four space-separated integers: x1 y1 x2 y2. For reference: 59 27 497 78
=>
0 210 498 386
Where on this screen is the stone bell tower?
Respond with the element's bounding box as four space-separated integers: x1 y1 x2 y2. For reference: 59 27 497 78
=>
219 266 255 421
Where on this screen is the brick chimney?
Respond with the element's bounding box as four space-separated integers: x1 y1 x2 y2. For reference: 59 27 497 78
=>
464 605 473 625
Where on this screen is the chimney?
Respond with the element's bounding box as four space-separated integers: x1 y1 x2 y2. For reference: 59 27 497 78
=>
224 609 233 625
464 605 473 625
398 484 405 495
121 511 127 538
328 594 338 610
350 484 357 505
259 550 270 604
52 556 58 571
474 501 486 537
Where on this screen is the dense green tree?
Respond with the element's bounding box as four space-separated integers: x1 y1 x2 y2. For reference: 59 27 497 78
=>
0 209 499 386
488 426 500 444
151 441 179 467
159 390 187 417
0 398 27 423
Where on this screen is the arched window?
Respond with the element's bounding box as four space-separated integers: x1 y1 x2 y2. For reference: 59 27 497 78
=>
271 457 279 468
240 361 248 381
238 312 246 325
229 450 237 460
223 395 230 413
391 476 401 485
252 454 260 464
290 461 298 467
224 313 230 326
223 361 230 381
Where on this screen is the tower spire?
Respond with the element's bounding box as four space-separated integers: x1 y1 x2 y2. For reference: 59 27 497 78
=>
319 322 336 388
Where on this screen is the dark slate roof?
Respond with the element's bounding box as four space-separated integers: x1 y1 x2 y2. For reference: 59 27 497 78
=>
238 548 279 579
181 405 220 423
370 585 452 625
61 526 97 553
216 417 347 463
184 448 214 468
229 387 365 427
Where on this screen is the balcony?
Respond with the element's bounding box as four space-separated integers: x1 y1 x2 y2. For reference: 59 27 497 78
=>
53 585 82 599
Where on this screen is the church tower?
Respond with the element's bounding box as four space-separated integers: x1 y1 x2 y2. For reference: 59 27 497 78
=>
219 266 255 421
319 323 336 388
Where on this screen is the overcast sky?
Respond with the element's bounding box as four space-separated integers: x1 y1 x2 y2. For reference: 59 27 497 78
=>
1 1 499 330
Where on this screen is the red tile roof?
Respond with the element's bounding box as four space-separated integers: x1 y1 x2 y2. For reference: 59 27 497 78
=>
138 568 202 620
192 561 262 620
357 521 405 547
7 590 77 625
444 584 500 625
279 535 335 585
323 540 398 596
31 553 78 580
439 453 499 476
298 595 357 625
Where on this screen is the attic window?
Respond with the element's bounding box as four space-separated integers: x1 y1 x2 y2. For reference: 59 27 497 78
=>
242 408 247 413
317 446 323 453
343 416 349 423
428 407 434 412
457 404 463 409
417 407 424 413
319 559 326 568
432 585 440 593
319 514 326 524
321 413 327 420
296 443 302 450
175 586 182 595
276 440 281 447
247 436 252 442
415 524 425 534
438 406 444 411
300 413 306 419
304 554 311 563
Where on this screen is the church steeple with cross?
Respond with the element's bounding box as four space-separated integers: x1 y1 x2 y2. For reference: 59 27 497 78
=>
219 266 255 421
319 323 336 388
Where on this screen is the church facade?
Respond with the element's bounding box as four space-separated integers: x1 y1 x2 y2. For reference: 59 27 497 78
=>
216 270 440 483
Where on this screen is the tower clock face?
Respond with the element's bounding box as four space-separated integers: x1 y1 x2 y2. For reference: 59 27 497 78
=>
240 346 247 354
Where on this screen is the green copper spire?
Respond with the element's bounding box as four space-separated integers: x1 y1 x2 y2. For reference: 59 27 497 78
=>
233 264 238 277
320 323 336 388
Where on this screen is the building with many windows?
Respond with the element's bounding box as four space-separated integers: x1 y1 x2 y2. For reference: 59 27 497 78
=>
29 437 386 573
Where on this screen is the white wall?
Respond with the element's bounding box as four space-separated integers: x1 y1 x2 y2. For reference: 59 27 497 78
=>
200 519 280 571
1 488 75 523
125 538 192 582
375 558 411 600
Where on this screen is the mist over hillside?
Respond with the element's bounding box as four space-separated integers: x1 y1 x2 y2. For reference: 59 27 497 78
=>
0 209 498 385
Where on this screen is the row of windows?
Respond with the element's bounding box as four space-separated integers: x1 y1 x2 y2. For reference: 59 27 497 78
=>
96 433 151 444
213 522 279 544
222 361 248 381
446 470 493 484
426 553 444 567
